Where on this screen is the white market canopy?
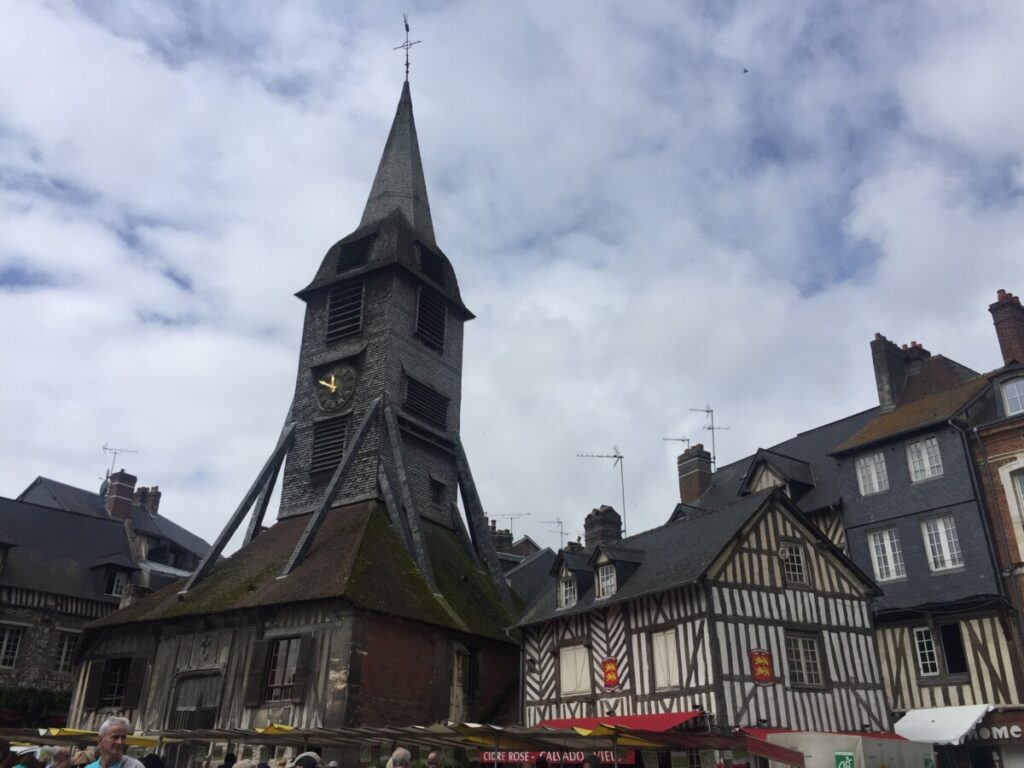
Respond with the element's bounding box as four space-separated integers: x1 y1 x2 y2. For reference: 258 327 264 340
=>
894 704 993 745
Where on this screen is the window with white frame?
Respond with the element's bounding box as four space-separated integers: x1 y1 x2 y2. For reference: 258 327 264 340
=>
1015 470 1024 513
596 564 616 599
780 541 809 586
907 436 943 482
558 645 589 696
651 628 680 690
867 528 906 582
0 625 22 669
558 574 578 609
104 569 128 597
856 452 890 495
1003 378 1024 416
784 632 824 687
913 627 939 676
922 515 964 571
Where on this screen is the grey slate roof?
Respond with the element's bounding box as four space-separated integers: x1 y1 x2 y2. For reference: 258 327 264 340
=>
517 490 776 627
0 496 130 604
360 81 435 245
505 547 556 606
688 408 878 516
18 476 211 559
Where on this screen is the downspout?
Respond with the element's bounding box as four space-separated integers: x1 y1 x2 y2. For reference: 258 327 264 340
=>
949 419 1005 600
967 421 1024 697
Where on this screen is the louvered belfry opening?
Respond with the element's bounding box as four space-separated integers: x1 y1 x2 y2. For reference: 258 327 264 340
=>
336 234 376 274
416 241 446 286
415 286 446 352
326 278 364 343
310 415 348 474
405 376 449 428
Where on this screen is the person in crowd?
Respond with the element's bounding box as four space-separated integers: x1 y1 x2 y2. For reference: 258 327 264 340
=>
217 754 237 768
70 749 95 767
16 755 43 768
285 754 320 768
426 753 441 768
49 748 71 768
139 756 164 768
389 750 410 768
87 717 143 768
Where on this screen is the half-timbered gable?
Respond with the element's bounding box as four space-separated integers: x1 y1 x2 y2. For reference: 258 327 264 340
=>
517 488 889 732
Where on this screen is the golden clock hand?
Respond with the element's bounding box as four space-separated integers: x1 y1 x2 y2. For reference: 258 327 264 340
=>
317 379 337 392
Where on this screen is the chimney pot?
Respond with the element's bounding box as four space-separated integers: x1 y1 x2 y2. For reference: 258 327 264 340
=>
105 470 137 521
678 444 713 504
990 287 1024 365
584 505 622 548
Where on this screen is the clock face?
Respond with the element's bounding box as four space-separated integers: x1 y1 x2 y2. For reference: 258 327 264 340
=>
315 364 358 411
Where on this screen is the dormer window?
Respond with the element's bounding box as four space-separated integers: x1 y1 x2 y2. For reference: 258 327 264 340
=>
104 569 128 597
1004 378 1024 416
596 564 616 599
558 574 577 609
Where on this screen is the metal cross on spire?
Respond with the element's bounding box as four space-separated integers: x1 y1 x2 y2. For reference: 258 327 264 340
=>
394 14 421 81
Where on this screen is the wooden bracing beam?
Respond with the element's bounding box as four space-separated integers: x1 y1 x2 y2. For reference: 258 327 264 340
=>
179 422 296 597
243 445 285 546
455 437 514 611
378 463 414 554
382 403 437 590
278 398 381 579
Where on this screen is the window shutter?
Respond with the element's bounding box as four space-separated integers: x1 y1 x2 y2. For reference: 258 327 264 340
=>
83 659 105 710
122 656 148 709
290 636 315 704
244 640 270 708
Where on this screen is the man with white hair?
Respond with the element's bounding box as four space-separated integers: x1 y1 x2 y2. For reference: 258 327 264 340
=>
389 749 411 768
86 717 144 768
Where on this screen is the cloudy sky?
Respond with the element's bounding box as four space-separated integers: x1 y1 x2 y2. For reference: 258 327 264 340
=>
2 1 1022 554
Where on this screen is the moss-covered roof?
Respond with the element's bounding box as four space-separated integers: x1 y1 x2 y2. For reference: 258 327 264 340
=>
90 501 513 642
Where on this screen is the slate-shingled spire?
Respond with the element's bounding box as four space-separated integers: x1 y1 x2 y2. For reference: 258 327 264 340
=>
359 81 435 244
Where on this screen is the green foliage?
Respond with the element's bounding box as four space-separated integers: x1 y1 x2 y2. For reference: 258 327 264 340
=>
0 686 72 724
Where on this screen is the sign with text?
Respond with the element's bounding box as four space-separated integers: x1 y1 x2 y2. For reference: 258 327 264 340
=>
478 751 635 765
749 648 775 685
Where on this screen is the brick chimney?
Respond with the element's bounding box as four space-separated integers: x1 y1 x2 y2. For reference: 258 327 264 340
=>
134 485 161 516
990 289 1024 365
678 444 712 504
488 518 513 553
584 505 622 548
105 469 137 520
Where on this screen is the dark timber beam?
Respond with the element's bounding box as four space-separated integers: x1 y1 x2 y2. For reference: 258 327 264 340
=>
278 399 381 579
179 422 296 597
378 464 414 554
455 437 514 610
382 403 437 590
243 447 285 546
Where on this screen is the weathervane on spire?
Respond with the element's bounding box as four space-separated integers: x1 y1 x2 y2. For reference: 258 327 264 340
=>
393 14 421 81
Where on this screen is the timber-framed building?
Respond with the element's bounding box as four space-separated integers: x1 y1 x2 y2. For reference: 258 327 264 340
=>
516 491 890 732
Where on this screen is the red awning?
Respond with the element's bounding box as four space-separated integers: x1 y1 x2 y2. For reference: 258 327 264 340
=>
745 735 805 767
535 712 703 732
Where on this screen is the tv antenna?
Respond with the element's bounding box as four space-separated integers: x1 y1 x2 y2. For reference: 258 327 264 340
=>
539 518 567 548
102 443 138 475
689 404 729 468
577 445 628 536
663 437 691 448
494 512 531 536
